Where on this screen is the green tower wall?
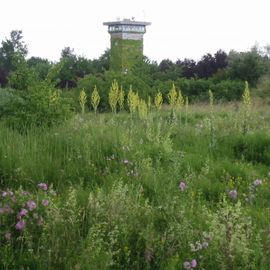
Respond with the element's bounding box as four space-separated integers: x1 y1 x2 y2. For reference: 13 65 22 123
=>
110 37 143 72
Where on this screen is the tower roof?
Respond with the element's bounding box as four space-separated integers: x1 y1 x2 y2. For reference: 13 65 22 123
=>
103 18 151 26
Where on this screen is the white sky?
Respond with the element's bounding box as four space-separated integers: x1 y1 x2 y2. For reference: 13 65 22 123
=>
0 0 269 63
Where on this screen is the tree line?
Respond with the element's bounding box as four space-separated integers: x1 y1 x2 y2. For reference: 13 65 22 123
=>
1 30 270 107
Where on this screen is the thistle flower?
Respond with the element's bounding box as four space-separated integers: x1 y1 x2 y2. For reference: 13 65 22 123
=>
26 200 37 211
179 181 187 191
38 183 48 191
18 208 28 217
15 219 26 230
253 179 262 187
228 189 237 200
191 259 197 268
42 199 49 206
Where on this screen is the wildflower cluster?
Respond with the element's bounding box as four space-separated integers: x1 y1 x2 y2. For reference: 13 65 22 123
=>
190 232 213 252
183 259 197 269
245 178 263 203
0 183 53 242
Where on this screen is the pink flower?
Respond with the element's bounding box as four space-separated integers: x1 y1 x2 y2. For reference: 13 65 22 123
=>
179 181 187 191
26 200 37 211
228 189 237 200
253 179 262 187
42 199 49 206
191 259 197 268
38 183 48 191
18 208 28 217
15 219 26 230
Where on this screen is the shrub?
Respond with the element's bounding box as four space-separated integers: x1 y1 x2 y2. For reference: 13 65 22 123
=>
5 82 72 130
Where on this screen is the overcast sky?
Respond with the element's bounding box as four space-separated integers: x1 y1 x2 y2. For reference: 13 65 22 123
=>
1 0 269 63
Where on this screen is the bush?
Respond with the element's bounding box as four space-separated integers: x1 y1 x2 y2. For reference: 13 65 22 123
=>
5 82 72 130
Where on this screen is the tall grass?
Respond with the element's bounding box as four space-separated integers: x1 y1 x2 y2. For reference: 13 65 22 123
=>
1 103 270 269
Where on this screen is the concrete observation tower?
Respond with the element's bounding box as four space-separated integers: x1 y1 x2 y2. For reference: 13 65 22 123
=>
103 18 151 72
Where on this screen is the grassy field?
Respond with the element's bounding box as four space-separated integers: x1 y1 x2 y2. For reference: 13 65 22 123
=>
1 102 270 269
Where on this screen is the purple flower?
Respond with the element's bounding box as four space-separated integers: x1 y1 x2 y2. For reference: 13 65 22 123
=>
4 232 11 240
228 189 237 200
253 179 262 187
18 208 28 217
26 200 37 211
21 191 30 196
191 259 197 268
15 219 26 230
42 199 49 206
38 183 48 191
183 261 191 270
0 207 5 214
2 191 8 197
179 181 187 191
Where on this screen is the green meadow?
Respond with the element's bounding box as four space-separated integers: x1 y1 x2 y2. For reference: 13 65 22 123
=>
1 98 270 269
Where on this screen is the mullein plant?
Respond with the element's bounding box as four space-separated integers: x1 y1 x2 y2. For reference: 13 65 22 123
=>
168 83 178 110
242 81 252 135
109 79 119 113
127 86 139 115
154 91 163 111
91 86 100 114
79 89 87 114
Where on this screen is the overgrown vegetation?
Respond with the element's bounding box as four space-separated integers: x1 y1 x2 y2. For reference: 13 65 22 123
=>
1 100 270 269
1 30 270 269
